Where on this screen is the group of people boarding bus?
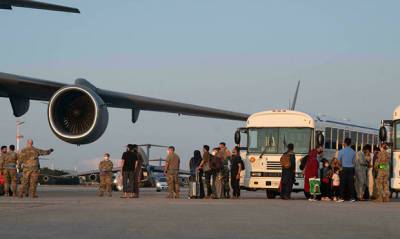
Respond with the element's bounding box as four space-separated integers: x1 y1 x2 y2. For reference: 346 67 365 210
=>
235 110 395 203
280 138 390 202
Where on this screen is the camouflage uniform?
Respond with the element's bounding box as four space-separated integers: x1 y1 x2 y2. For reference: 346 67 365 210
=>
18 146 52 198
0 153 6 195
166 153 180 198
98 160 114 197
375 151 390 202
0 153 5 176
3 151 18 196
133 152 143 197
221 149 231 199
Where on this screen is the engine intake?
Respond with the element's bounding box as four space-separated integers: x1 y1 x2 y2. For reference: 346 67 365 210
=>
48 86 109 145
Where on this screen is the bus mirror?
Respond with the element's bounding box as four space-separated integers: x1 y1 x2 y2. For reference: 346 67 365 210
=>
317 132 325 147
234 130 241 145
379 126 387 142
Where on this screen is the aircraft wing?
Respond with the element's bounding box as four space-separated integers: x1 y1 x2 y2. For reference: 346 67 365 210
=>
0 72 250 121
0 0 80 13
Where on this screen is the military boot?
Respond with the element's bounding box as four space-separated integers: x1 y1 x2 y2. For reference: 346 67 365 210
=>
383 197 390 203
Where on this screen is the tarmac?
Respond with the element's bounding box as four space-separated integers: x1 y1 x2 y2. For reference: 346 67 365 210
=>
0 186 399 239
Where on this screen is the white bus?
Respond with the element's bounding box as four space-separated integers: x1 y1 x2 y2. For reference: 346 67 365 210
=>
235 109 379 199
380 106 400 193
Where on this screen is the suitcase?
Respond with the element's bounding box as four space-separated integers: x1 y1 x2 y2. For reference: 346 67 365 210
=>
214 172 224 199
189 172 200 199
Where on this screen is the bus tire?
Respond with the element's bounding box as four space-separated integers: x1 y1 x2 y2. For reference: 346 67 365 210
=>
266 190 277 199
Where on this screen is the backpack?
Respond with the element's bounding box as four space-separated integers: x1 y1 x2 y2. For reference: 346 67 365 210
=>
299 155 308 171
240 159 245 171
280 153 291 170
210 156 223 171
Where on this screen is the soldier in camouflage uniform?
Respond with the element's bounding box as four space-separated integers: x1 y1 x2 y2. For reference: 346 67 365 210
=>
219 142 231 199
4 145 18 197
164 146 180 199
374 144 390 202
0 146 8 191
18 139 53 198
133 145 143 198
98 153 114 197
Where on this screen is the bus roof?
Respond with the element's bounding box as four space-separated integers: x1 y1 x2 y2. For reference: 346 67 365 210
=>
247 110 378 132
247 110 315 128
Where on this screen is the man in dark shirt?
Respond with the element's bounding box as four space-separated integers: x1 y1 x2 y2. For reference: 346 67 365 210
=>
230 146 243 199
280 143 296 200
121 144 137 199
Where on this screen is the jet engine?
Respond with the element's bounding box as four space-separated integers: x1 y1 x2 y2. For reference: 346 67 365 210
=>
48 85 109 145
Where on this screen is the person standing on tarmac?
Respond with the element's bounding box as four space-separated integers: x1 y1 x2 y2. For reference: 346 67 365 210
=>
98 153 113 197
132 144 143 198
337 138 356 202
164 146 181 199
18 139 53 198
121 144 137 199
198 145 211 199
210 148 224 199
374 143 391 203
4 145 18 197
280 143 296 200
0 146 7 178
219 142 232 199
189 150 202 181
230 146 243 199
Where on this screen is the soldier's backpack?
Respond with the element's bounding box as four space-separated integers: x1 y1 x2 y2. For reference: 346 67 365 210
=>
280 153 291 169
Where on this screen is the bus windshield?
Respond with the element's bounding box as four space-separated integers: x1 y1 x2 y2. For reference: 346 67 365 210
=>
395 121 400 150
248 127 313 154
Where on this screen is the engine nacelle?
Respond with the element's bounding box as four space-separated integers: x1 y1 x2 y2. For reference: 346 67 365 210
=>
89 174 98 182
48 86 109 145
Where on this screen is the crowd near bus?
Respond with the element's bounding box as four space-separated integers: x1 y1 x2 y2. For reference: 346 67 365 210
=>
0 109 398 203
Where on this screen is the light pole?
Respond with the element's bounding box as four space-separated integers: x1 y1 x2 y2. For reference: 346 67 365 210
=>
16 120 25 152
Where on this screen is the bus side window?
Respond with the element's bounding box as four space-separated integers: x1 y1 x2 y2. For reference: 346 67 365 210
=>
332 128 338 150
338 129 344 149
362 133 367 148
325 127 332 149
351 131 357 150
357 132 362 150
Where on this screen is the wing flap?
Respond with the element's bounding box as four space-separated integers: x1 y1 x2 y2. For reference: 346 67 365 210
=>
99 89 250 121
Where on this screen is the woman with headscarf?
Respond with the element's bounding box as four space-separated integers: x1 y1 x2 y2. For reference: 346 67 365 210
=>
190 150 202 177
304 145 323 200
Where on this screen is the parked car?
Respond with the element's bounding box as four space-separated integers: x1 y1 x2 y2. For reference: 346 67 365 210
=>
112 172 123 192
156 177 168 192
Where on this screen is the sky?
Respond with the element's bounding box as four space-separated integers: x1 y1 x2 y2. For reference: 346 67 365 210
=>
1 0 399 171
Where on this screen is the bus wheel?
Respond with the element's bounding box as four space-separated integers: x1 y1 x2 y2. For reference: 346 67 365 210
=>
266 190 277 199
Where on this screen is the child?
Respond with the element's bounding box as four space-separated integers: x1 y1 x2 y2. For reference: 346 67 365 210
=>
320 158 332 201
331 157 341 202
331 170 341 201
